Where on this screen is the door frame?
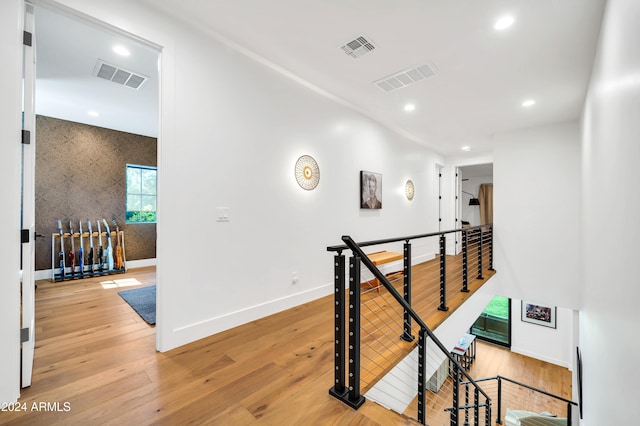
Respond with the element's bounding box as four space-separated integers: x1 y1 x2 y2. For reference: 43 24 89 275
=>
20 1 37 388
0 0 26 404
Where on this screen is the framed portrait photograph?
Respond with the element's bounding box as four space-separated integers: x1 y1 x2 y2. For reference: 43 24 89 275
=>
360 171 382 209
521 301 556 328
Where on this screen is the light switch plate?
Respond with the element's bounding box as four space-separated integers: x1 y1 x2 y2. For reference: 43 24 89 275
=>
216 207 230 222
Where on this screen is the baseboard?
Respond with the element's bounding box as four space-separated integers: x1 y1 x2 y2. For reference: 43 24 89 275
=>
126 258 157 269
159 281 333 351
34 258 157 281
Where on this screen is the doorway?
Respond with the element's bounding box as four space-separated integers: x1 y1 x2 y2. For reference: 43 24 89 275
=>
23 2 160 387
458 163 493 228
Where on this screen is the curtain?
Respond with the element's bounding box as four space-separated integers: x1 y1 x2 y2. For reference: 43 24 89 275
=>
478 183 493 225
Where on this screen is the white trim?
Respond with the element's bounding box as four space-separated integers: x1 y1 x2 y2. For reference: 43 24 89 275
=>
35 258 157 281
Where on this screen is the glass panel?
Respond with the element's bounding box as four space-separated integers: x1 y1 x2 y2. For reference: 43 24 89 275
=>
140 195 156 212
471 296 510 347
127 167 142 195
127 194 141 211
141 169 156 195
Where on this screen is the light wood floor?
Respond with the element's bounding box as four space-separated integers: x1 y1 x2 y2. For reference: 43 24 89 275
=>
1 266 571 425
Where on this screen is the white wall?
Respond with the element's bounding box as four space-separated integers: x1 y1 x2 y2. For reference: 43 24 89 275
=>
0 0 25 405
493 121 581 310
41 0 443 352
510 300 573 368
487 122 580 371
580 0 640 423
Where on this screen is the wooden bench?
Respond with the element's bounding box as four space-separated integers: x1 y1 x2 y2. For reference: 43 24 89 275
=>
363 250 403 292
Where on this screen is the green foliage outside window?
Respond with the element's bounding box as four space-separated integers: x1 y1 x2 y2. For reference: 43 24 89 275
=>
482 296 509 318
126 165 157 223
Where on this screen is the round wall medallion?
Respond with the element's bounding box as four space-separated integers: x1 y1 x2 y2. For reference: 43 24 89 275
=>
294 155 320 190
405 179 415 200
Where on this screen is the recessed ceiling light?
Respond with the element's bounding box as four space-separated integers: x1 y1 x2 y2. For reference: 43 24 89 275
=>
88 111 99 117
404 103 416 112
462 146 471 152
522 99 536 107
113 45 130 56
494 15 515 30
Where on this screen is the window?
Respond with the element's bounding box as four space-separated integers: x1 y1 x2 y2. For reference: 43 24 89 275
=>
470 296 511 347
126 164 157 223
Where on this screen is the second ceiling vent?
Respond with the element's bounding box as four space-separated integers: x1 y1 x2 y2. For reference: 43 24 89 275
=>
93 59 148 90
374 62 438 92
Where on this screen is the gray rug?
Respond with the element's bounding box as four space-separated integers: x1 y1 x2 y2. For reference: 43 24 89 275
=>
118 285 156 325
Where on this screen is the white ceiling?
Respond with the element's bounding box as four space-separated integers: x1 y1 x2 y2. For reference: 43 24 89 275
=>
35 1 606 154
35 6 159 137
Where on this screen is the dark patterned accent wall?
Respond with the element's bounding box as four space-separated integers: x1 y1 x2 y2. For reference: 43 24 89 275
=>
35 115 157 271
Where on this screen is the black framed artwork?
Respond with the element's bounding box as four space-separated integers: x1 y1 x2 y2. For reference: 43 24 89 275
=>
360 171 382 209
521 301 556 328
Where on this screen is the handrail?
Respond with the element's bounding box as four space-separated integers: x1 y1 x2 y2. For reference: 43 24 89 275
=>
469 375 578 407
327 224 491 252
341 234 492 403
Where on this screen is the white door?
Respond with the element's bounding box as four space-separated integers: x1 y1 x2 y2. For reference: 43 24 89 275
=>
21 2 37 388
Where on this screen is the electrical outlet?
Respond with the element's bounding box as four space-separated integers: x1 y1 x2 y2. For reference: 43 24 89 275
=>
292 272 298 284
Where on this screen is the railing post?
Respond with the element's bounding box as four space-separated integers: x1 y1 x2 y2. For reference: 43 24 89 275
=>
488 226 495 271
438 234 449 311
401 241 414 342
450 364 459 425
461 229 469 293
464 383 470 426
417 329 426 425
474 387 479 425
486 398 492 426
346 255 365 409
496 376 503 424
567 402 573 425
476 228 484 280
329 252 347 400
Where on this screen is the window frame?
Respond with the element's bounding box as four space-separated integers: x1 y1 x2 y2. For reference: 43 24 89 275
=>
126 163 157 224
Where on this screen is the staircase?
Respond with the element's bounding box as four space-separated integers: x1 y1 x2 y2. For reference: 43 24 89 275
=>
327 226 578 425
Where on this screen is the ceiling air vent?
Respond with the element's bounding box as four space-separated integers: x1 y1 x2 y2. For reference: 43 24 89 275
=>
340 35 376 58
374 62 438 92
93 59 148 90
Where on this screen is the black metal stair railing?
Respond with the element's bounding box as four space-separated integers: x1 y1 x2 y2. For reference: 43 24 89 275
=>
461 375 578 425
327 225 494 425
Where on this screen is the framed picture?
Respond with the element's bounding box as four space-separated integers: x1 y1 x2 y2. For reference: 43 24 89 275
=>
360 171 382 209
521 301 556 328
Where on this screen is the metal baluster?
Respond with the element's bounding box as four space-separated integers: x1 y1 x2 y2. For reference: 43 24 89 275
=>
476 228 484 279
474 387 479 425
488 226 495 271
496 376 503 424
450 363 459 426
438 235 449 311
346 255 365 409
401 241 414 342
329 252 347 400
417 329 426 424
464 382 470 426
462 229 469 292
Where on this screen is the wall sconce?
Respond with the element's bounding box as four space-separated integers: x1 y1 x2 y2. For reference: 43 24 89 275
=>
462 190 480 206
